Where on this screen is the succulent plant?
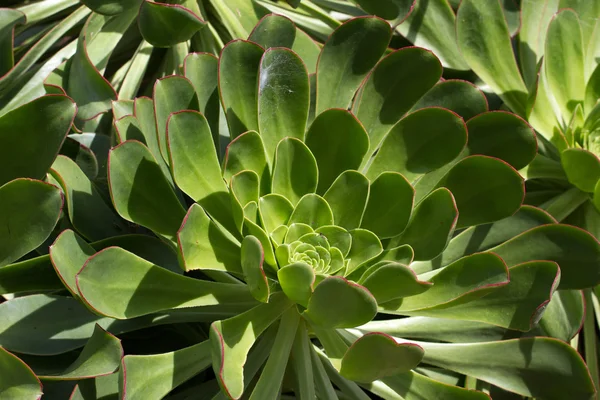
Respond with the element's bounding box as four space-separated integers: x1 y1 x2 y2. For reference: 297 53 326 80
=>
1 13 600 400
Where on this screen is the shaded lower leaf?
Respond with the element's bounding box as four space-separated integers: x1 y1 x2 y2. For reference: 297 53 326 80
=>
0 347 42 400
138 1 205 48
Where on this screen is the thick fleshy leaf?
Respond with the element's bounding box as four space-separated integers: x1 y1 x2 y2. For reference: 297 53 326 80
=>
177 203 242 273
354 47 442 155
258 47 309 162
258 194 293 234
382 253 509 313
419 337 595 400
490 224 600 289
304 277 377 328
210 293 292 399
248 14 320 74
167 110 238 235
153 75 199 164
306 109 369 193
223 131 270 194
0 179 62 267
350 0 414 22
561 148 600 193
360 262 432 304
340 333 423 383
76 247 254 319
0 255 63 295
545 9 585 123
316 17 392 114
434 156 524 228
0 95 76 185
0 9 25 76
288 194 334 229
456 0 528 115
241 236 269 303
346 229 383 276
466 112 537 170
36 325 122 380
138 1 205 47
219 40 263 139
410 80 488 120
272 138 318 205
414 261 559 330
323 171 369 231
397 188 457 261
183 53 220 141
108 140 186 240
278 262 315 307
0 347 42 399
366 108 467 183
361 172 414 239
120 341 211 400
80 0 141 15
413 206 555 273
49 155 125 241
538 288 584 341
70 373 119 400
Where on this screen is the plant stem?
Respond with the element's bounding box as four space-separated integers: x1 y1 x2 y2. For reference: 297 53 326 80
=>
584 289 600 393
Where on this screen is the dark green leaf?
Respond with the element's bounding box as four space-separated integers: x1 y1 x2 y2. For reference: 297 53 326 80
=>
138 1 205 47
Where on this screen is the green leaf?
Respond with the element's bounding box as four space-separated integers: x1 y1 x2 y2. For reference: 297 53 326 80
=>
0 255 63 295
108 140 186 241
413 205 556 273
167 110 239 235
49 155 125 241
410 80 488 120
278 262 315 307
153 75 199 164
0 9 25 76
0 95 76 185
350 0 414 22
77 247 254 319
341 333 423 383
354 47 442 155
304 277 377 328
434 155 524 228
249 14 321 74
0 178 62 267
70 373 119 400
361 172 414 239
258 47 309 162
316 17 392 114
585 64 600 114
289 194 334 229
316 226 352 257
490 224 600 290
366 107 467 183
272 138 318 205
0 347 42 399
346 229 383 276
290 319 315 399
120 341 211 400
36 324 122 380
177 203 242 273
538 288 584 341
258 194 294 234
249 308 300 400
561 148 600 193
219 40 263 139
305 109 369 193
466 111 537 170
397 188 457 261
545 9 586 123
360 262 432 304
223 131 270 194
323 171 370 230
383 253 509 313
241 236 269 303
210 293 293 399
456 0 528 115
138 1 205 47
420 337 595 400
80 0 141 15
